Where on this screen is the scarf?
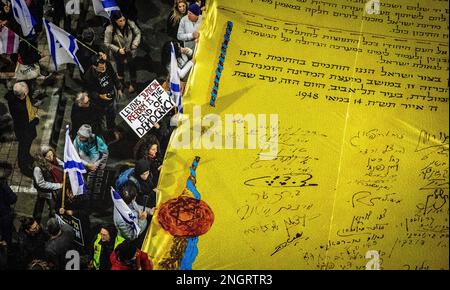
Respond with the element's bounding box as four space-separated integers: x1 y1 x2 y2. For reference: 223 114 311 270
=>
25 95 37 122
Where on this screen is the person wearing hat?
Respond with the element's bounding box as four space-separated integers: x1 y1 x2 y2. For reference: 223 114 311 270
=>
73 124 109 173
177 3 202 51
115 159 156 213
132 159 157 211
31 146 64 224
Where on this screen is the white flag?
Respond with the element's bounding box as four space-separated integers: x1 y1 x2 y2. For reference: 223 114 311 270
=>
43 18 84 73
63 126 86 195
111 187 141 238
0 26 19 55
169 42 183 113
92 0 120 19
11 0 36 37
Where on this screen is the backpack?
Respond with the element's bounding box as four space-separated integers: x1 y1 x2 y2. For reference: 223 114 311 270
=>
115 168 140 192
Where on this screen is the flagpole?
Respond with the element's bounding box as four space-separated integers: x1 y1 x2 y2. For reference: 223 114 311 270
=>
15 34 42 54
75 38 99 55
61 171 66 210
61 124 70 211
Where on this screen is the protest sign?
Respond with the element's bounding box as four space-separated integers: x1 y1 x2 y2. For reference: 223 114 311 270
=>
120 80 175 138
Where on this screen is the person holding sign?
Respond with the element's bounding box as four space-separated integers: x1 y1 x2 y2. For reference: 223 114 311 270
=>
57 182 91 252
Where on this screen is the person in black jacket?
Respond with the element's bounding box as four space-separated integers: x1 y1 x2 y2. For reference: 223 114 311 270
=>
83 56 123 137
70 92 103 139
0 169 17 246
133 134 163 187
44 217 75 270
5 81 39 177
16 217 50 269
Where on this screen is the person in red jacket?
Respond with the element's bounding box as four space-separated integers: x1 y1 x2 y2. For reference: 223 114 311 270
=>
110 240 152 270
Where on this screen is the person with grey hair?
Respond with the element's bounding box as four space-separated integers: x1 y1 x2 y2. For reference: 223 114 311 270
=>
70 92 102 139
5 81 39 177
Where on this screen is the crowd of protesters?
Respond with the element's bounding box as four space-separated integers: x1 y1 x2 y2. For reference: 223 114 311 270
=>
0 0 206 270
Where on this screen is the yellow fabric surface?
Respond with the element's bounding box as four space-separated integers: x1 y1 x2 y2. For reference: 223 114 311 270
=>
142 0 449 269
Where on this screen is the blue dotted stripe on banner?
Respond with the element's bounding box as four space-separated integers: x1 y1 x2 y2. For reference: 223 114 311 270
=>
210 21 233 107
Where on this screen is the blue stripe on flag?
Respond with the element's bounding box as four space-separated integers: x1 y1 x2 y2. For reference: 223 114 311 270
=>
68 34 83 73
64 160 85 171
76 171 85 193
112 189 122 200
44 19 57 71
170 82 181 92
102 0 118 9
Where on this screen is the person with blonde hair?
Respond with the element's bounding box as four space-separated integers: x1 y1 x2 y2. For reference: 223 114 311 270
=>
167 0 188 39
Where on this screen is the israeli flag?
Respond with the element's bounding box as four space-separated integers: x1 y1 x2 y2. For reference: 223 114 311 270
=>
111 187 141 238
169 42 183 113
92 0 121 19
43 19 84 73
64 125 86 196
11 0 36 37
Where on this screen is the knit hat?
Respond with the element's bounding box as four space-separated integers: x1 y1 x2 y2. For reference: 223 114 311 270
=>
77 124 93 138
135 159 150 176
188 3 201 16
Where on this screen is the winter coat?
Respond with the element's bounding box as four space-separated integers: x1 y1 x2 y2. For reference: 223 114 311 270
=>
0 179 17 218
177 14 202 51
33 158 63 200
104 20 141 55
73 135 109 166
110 249 152 270
5 91 38 142
113 200 147 241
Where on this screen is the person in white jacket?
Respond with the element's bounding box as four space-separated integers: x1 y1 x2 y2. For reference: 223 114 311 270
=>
161 41 195 82
177 3 202 51
113 183 149 241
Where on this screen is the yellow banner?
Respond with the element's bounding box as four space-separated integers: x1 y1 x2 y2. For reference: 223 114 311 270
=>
142 0 449 270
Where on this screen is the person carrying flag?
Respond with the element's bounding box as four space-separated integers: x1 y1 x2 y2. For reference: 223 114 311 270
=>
31 145 63 223
104 10 141 94
112 183 148 242
7 0 43 105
